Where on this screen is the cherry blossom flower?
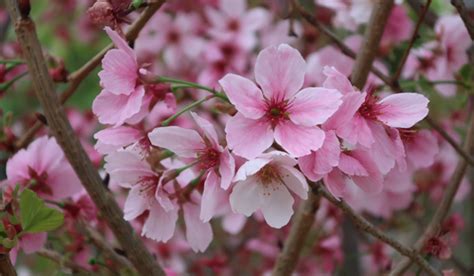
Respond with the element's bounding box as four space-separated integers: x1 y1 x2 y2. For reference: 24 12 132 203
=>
9 233 47 264
148 112 235 222
5 136 82 200
94 126 143 154
220 44 343 159
229 151 308 228
92 27 149 126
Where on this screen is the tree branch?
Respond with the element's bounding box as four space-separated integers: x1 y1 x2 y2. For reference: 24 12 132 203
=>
313 184 440 276
37 249 89 274
0 254 16 276
350 0 394 89
5 1 165 275
13 0 166 150
272 190 321 275
407 0 438 27
451 0 474 40
391 0 432 85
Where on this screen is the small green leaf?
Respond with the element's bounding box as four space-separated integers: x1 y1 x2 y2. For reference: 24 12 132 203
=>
20 189 64 233
132 0 143 9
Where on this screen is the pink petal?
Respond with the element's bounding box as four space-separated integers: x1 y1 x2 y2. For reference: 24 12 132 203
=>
219 74 265 119
200 171 223 222
219 149 235 189
234 158 271 182
274 121 325 157
183 203 213 253
220 0 246 17
405 129 439 168
20 233 46 254
323 92 366 131
104 150 153 188
142 202 178 242
377 93 429 128
190 112 220 147
98 49 137 95
148 126 204 158
338 153 369 176
242 8 270 31
94 126 142 154
92 87 145 127
289 87 342 126
255 44 306 101
322 66 355 95
261 183 294 228
46 163 83 200
324 169 346 198
123 186 148 220
350 149 384 195
104 26 135 58
279 165 308 200
225 114 274 159
229 176 262 216
336 113 374 147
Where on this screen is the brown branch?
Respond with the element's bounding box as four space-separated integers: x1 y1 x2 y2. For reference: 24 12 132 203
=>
350 0 394 89
407 0 438 27
5 1 165 275
272 190 321 275
391 0 432 85
451 0 474 40
13 1 165 150
294 0 474 168
0 254 16 276
37 249 89 274
313 184 440 276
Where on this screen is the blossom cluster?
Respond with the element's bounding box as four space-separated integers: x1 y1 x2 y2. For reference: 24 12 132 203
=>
1 0 472 274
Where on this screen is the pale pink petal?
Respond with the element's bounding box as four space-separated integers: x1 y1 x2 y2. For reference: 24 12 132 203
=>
350 149 384 195
298 154 323 181
242 8 270 31
104 26 135 58
92 87 145 127
336 113 374 147
260 183 294 228
94 126 142 154
405 129 439 168
338 153 368 176
289 87 342 126
219 149 235 189
279 165 308 199
260 151 297 167
200 171 223 222
368 122 403 174
220 0 246 17
322 66 355 95
323 92 366 131
47 164 82 200
255 44 306 101
225 114 274 159
311 131 340 175
324 169 346 198
219 74 265 119
98 49 137 95
222 213 246 234
377 93 429 128
229 176 262 216
234 158 271 182
148 126 204 158
142 202 178 242
123 186 148 220
183 203 213 253
190 112 220 147
20 233 46 254
274 121 325 157
104 150 153 188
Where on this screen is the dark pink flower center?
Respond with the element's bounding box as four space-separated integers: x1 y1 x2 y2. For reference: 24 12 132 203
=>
265 99 289 127
167 30 180 43
256 164 281 185
358 92 381 121
227 19 240 31
28 167 53 195
137 175 159 198
197 147 220 170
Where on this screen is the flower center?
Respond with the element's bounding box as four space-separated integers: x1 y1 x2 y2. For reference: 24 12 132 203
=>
257 164 281 185
167 30 180 43
197 147 220 170
137 175 159 198
265 99 289 127
227 19 240 31
358 92 381 121
399 129 417 143
28 167 53 195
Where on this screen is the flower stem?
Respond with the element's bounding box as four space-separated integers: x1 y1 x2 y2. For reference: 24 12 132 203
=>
161 95 215 126
157 76 229 102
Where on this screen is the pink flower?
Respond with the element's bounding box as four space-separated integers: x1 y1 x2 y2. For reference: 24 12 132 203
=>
5 136 82 200
104 149 178 242
148 112 235 222
229 151 308 228
220 44 342 159
205 0 270 50
9 233 47 264
94 126 143 154
92 27 148 126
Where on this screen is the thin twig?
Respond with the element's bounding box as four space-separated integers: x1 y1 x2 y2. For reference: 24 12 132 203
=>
272 190 321 275
407 0 438 27
13 1 166 150
0 254 16 276
313 184 440 276
391 0 432 86
350 0 394 89
5 1 165 275
37 249 89 274
451 0 474 40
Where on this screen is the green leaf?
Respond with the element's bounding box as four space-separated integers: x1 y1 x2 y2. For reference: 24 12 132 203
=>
132 0 143 9
20 189 64 233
